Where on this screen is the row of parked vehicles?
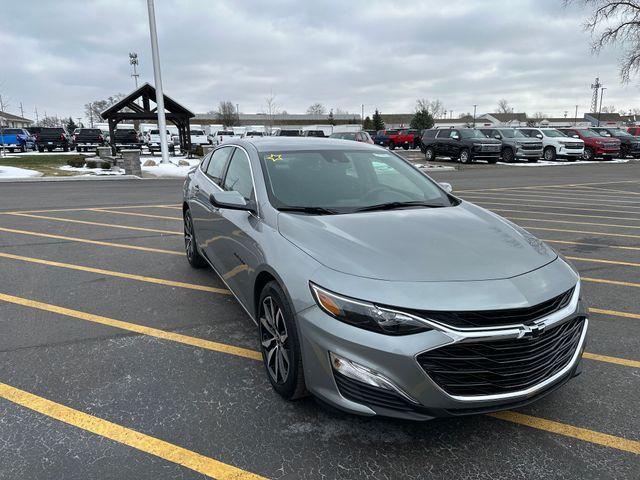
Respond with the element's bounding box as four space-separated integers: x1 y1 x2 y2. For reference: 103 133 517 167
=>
416 126 639 164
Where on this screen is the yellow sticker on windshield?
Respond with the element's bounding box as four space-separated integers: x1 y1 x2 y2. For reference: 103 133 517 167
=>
267 154 282 162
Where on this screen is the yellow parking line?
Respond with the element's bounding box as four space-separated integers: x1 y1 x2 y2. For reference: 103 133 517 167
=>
0 252 230 295
2 204 181 214
521 225 640 240
0 226 182 256
491 207 640 223
470 199 640 217
582 352 640 369
590 307 640 320
564 185 640 196
5 213 181 235
506 216 640 231
583 277 640 289
90 208 182 221
457 180 640 193
0 292 262 361
567 256 640 268
0 382 266 480
504 189 640 202
488 411 640 455
462 193 640 210
541 239 640 252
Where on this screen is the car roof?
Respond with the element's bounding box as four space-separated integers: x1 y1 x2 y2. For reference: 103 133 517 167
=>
230 137 382 153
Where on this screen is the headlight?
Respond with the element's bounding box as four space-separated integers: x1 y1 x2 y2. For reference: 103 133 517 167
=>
310 283 431 335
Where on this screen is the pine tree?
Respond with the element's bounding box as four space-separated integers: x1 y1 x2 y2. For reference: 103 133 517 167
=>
410 108 434 130
327 109 335 126
363 116 374 130
372 109 384 130
65 117 78 132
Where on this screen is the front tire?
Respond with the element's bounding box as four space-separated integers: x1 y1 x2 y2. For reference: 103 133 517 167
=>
402 144 409 150
582 147 594 161
502 147 515 163
183 208 207 268
388 141 395 150
543 146 556 161
424 147 435 161
459 149 472 164
258 281 306 400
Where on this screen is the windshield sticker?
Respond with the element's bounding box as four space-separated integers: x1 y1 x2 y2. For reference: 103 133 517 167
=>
266 153 283 162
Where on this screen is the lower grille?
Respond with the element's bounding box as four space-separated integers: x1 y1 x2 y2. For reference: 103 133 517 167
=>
416 317 585 397
564 143 583 149
333 371 414 411
521 143 542 150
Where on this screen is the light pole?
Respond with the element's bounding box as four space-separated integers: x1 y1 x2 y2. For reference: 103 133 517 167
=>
129 52 140 89
574 105 579 126
146 0 169 164
597 87 607 126
472 105 477 127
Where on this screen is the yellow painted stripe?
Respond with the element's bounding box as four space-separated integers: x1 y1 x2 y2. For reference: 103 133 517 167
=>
497 189 640 203
491 207 640 223
490 191 640 205
570 185 640 196
0 252 230 295
90 208 182 221
590 307 640 320
457 180 640 193
1 204 181 214
488 411 640 455
583 352 640 369
583 277 640 289
567 256 640 268
0 382 266 479
542 239 640 252
507 216 640 230
0 292 262 361
5 213 181 235
462 194 640 211
521 225 640 240
0 226 182 256
469 199 640 217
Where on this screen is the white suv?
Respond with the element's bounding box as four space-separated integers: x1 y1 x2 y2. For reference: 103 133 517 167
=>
518 128 584 161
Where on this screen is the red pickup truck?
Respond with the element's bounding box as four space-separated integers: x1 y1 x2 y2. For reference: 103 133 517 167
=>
373 129 419 150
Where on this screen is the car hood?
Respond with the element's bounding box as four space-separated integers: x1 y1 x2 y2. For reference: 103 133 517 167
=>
278 203 557 282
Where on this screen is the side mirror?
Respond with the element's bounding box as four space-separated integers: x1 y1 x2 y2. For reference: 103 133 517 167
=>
439 182 453 193
572 135 579 139
209 191 255 213
452 134 460 140
494 134 501 140
536 134 543 139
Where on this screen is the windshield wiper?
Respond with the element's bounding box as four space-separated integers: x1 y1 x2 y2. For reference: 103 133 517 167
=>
277 206 337 215
355 201 445 212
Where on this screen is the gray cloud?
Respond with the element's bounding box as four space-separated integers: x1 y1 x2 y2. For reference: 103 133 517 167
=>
0 0 634 122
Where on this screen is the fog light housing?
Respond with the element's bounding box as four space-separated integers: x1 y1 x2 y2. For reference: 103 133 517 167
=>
329 352 418 403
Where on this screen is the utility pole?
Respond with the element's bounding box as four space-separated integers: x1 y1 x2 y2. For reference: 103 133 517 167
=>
19 102 24 118
361 104 364 126
129 52 140 89
236 103 240 126
146 0 169 164
89 102 94 127
574 105 579 125
34 107 39 125
597 87 607 126
590 77 602 114
472 104 477 127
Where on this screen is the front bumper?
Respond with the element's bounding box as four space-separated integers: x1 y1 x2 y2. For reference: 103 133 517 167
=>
515 147 542 159
298 284 588 420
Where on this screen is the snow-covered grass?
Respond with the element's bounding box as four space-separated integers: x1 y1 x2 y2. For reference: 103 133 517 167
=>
58 165 125 176
0 165 43 179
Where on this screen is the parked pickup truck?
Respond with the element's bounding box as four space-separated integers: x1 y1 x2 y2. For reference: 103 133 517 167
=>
0 128 35 152
558 128 620 160
114 129 142 150
189 129 209 146
28 127 70 152
72 128 104 152
145 129 173 152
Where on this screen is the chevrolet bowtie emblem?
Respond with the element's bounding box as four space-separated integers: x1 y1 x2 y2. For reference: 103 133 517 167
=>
518 324 546 339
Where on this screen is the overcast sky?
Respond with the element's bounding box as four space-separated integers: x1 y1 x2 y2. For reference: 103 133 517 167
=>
0 0 636 122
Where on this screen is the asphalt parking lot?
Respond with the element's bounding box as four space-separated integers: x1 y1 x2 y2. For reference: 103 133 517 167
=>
0 163 639 479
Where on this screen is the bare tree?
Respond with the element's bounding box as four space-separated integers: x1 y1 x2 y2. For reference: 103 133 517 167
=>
84 93 125 124
39 115 64 127
216 101 239 127
565 0 640 81
262 92 279 132
415 99 446 119
496 99 512 114
526 112 547 126
306 103 326 115
601 104 618 113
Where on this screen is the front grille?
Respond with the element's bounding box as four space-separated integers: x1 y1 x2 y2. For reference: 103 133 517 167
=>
416 317 585 397
521 143 542 150
632 142 640 151
405 287 574 329
481 144 501 152
333 371 414 411
564 143 583 149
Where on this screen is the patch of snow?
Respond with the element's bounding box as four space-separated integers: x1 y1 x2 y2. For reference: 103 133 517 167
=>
141 158 200 178
0 165 43 179
58 165 125 176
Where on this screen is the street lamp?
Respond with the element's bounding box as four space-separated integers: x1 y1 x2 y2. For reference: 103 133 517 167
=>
597 87 607 126
472 104 477 127
146 0 169 164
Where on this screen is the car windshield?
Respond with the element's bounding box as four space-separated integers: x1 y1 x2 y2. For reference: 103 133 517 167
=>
260 149 456 213
575 129 600 138
459 129 486 138
542 129 566 137
497 129 526 138
3 128 23 134
609 129 633 137
191 130 205 135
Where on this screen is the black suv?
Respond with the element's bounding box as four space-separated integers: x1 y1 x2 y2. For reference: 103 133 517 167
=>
590 127 640 158
420 128 501 164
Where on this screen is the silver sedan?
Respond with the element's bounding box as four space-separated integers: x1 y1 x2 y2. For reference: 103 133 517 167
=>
182 137 587 420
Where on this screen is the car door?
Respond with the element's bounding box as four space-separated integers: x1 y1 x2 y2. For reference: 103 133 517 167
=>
207 147 262 306
447 129 461 157
188 146 235 268
434 130 449 155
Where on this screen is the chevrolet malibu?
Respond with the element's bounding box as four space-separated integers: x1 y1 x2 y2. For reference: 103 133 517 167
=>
182 137 588 420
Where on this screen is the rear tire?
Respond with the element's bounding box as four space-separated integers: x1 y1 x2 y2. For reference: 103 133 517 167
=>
424 147 435 161
63 146 69 152
183 208 207 269
38 146 44 153
501 147 515 163
258 281 307 400
543 147 556 161
402 144 409 150
76 146 81 152
459 149 472 164
388 141 395 150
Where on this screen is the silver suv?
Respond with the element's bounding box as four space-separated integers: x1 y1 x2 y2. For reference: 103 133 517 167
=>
480 128 542 163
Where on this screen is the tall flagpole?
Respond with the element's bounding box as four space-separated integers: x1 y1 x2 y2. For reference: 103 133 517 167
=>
146 0 169 164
